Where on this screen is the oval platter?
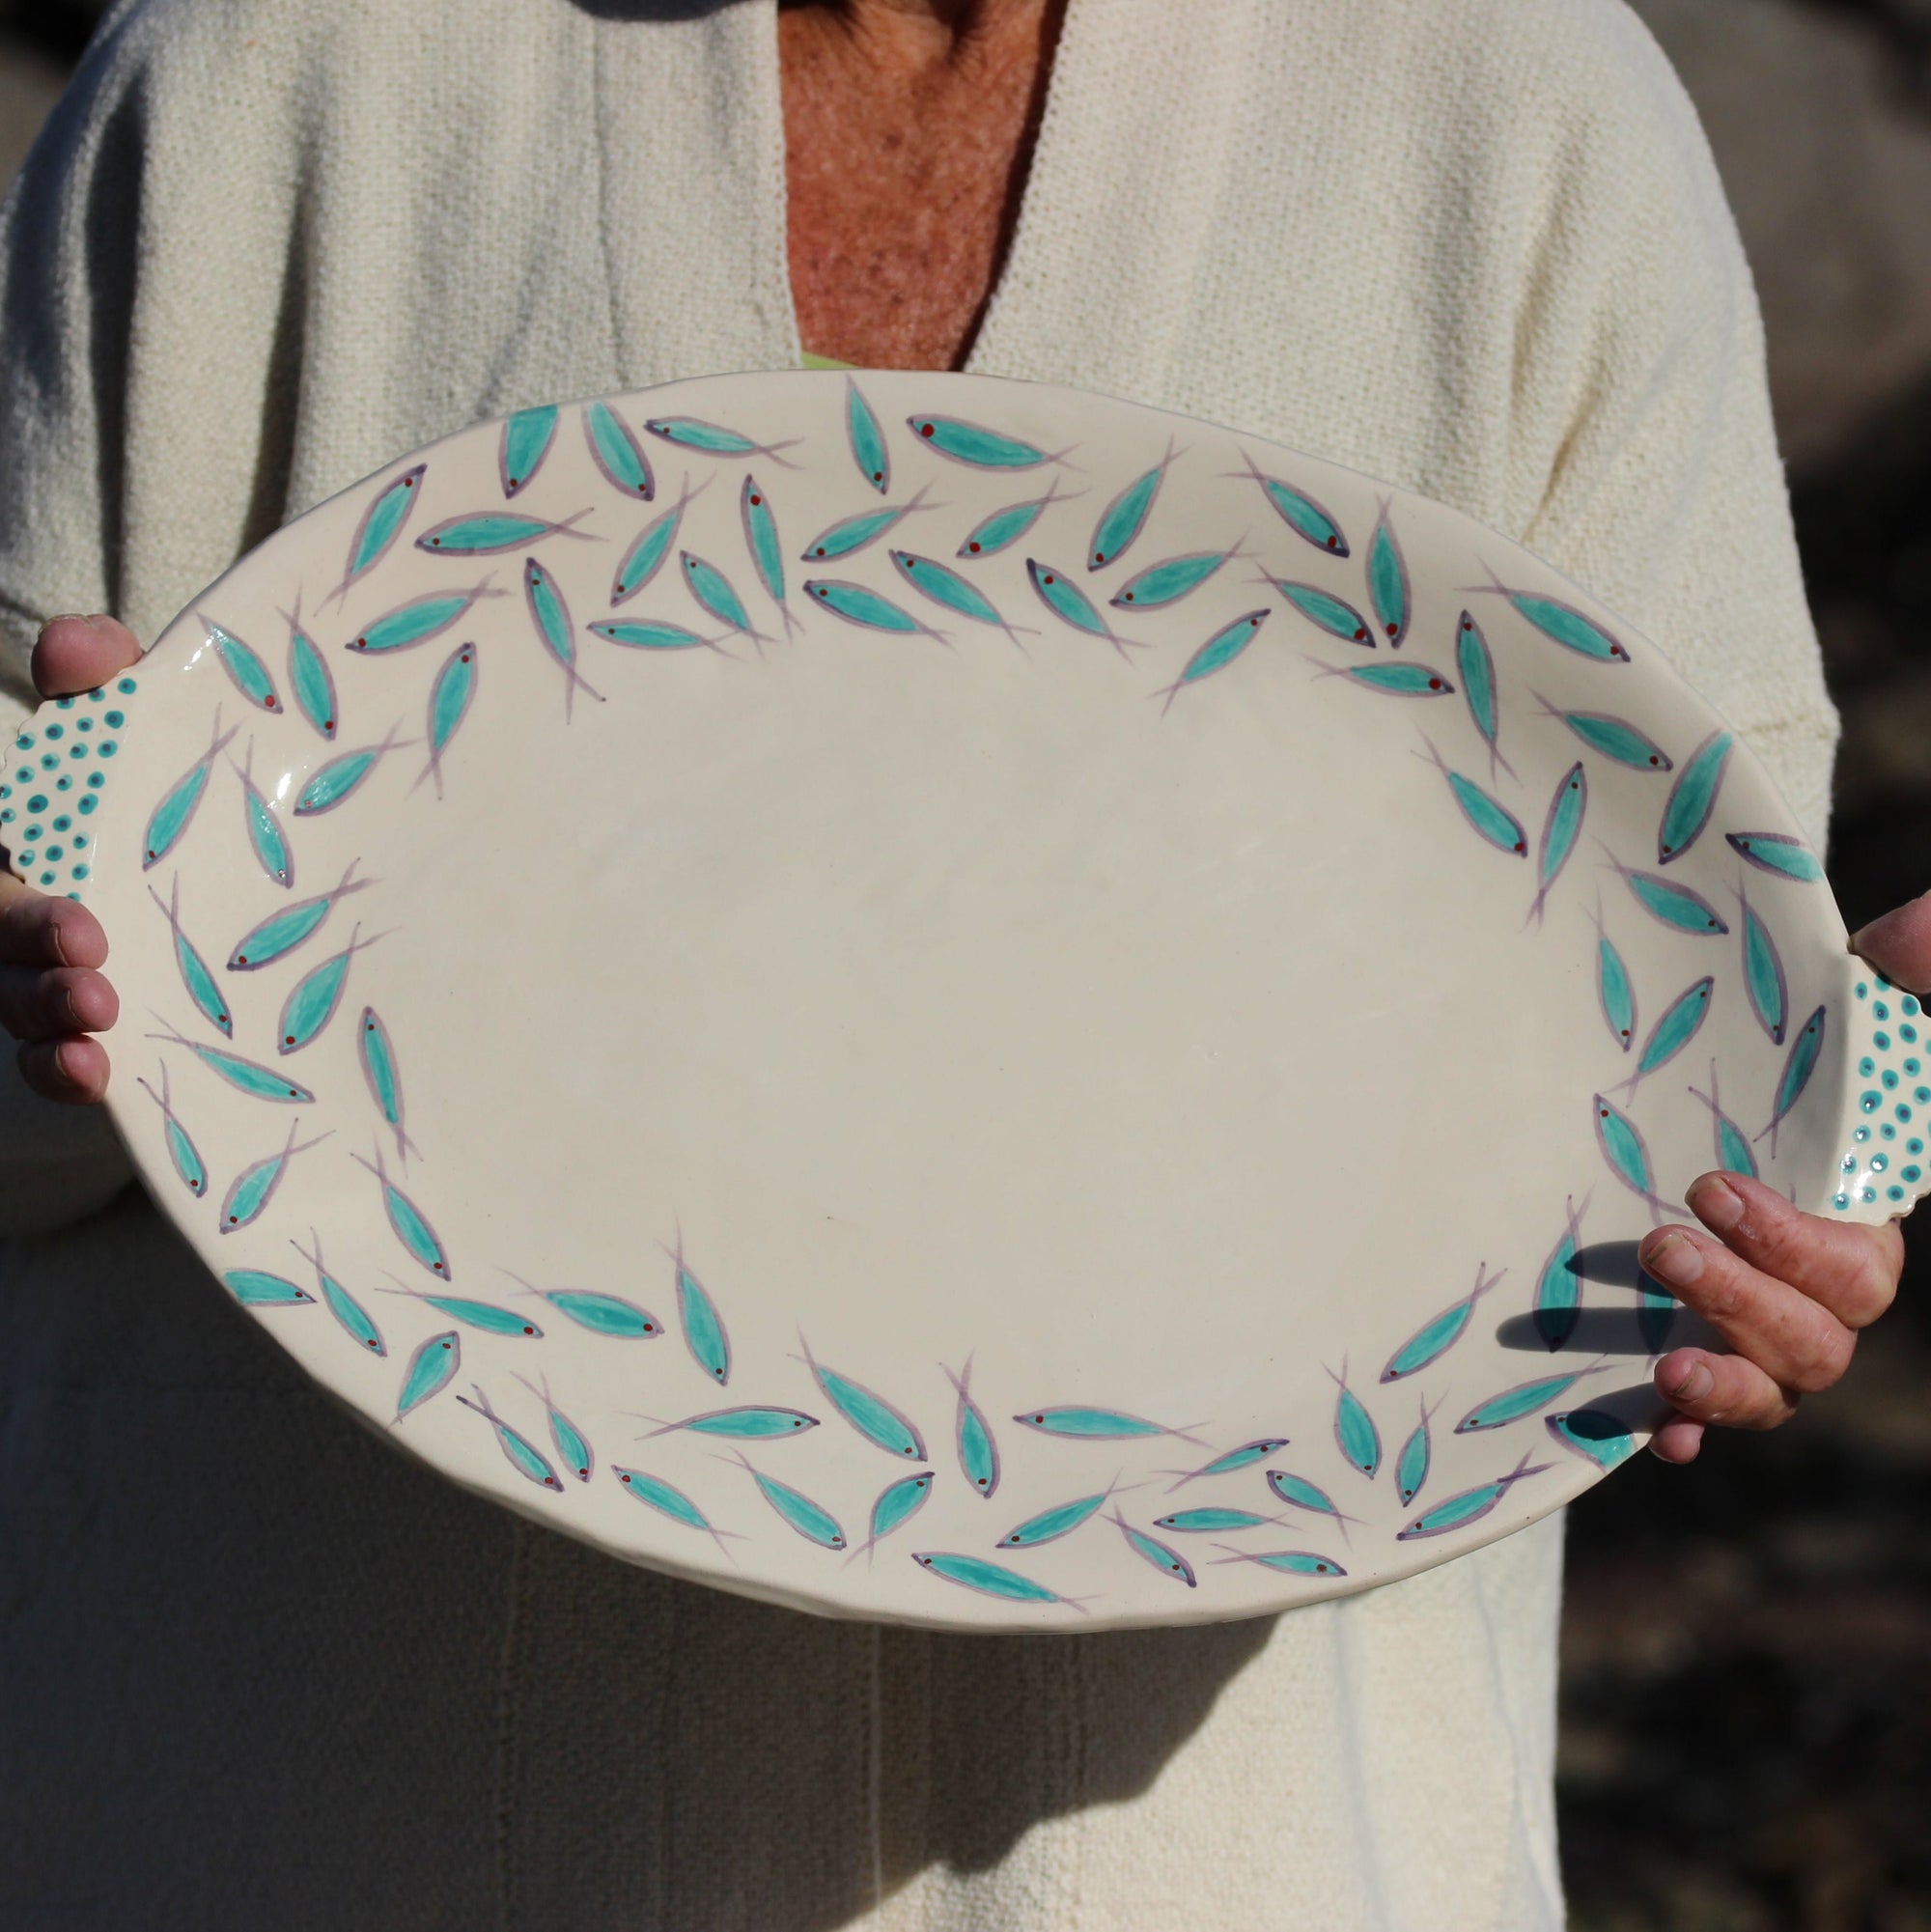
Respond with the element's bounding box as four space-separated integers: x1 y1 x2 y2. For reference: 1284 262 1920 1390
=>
4 370 1921 1632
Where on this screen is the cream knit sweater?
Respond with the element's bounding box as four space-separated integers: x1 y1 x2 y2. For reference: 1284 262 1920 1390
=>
0 1 1838 1926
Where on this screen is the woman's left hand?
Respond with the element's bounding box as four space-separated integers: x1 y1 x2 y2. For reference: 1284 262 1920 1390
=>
1638 889 1930 1463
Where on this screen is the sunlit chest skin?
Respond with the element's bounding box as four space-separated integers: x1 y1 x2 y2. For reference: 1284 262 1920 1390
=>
777 0 1064 373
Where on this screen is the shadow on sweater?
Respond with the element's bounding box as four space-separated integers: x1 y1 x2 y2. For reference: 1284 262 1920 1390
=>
0 1185 1269 1929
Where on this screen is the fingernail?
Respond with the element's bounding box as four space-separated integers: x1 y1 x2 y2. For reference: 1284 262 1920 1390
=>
54 1040 88 1083
1688 1174 1743 1232
1642 1231 1703 1287
1663 1357 1712 1402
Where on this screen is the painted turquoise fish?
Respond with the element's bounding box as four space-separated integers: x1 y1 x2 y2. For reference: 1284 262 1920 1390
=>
147 875 231 1036
498 1269 660 1339
499 405 559 498
523 558 604 718
801 484 939 562
803 575 950 646
294 719 413 817
1108 1508 1196 1585
229 741 294 888
1208 1545 1347 1579
682 550 779 651
394 1329 460 1421
1545 1408 1637 1472
134 1061 208 1197
411 641 478 801
216 1115 330 1233
1380 1261 1504 1382
458 1386 564 1493
325 463 426 605
357 1006 420 1164
997 1480 1126 1550
1636 1266 1677 1356
905 414 1075 470
846 378 891 491
671 1237 731 1385
1725 831 1824 882
416 507 596 554
643 415 803 467
1261 574 1375 645
740 476 805 640
1414 735 1527 856
277 923 385 1055
796 1330 926 1459
1394 1394 1444 1507
1152 1506 1288 1534
889 549 1035 649
1456 613 1515 781
144 1016 315 1103
1756 1004 1827 1156
378 1272 541 1336
227 857 371 971
1592 1094 1675 1220
200 615 283 714
844 1470 935 1565
610 473 710 604
1366 496 1411 645
955 476 1084 557
1310 658 1455 698
1608 975 1714 1102
1023 560 1143 659
910 1550 1088 1610
636 1405 817 1441
944 1358 1001 1498
1263 1470 1365 1539
1530 693 1671 771
1154 609 1271 712
1326 1359 1381 1477
282 598 338 741
1012 1406 1207 1445
589 619 723 654
1159 1438 1289 1490
1601 848 1729 935
292 1229 384 1356
1110 536 1250 610
1395 1451 1553 1541
224 1268 313 1308
1526 762 1587 929
1533 1194 1588 1350
142 713 240 869
346 580 506 656
720 1448 845 1549
1735 876 1789 1046
354 1143 453 1279
584 401 656 501
1222 450 1348 555
1657 730 1734 864
1463 567 1630 662
516 1371 595 1482
614 1466 742 1558
1454 1358 1608 1434
1687 1060 1759 1181
1584 893 1638 1053
1086 436 1182 570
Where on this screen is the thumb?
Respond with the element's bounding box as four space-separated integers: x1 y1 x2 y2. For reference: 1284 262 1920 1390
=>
1850 888 1931 996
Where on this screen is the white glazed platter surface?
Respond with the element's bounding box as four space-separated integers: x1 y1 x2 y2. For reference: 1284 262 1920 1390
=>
5 370 1920 1632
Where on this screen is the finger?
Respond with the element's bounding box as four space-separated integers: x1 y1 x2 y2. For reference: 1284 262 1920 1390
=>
1648 1413 1706 1464
0 872 108 970
1655 1346 1798 1430
0 964 119 1041
1850 887 1931 995
30 614 142 699
16 1034 111 1105
1681 1171 1901 1330
1638 1221 1857 1394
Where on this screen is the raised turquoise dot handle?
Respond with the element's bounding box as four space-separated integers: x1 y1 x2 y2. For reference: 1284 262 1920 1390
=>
1828 960 1931 1223
0 676 139 903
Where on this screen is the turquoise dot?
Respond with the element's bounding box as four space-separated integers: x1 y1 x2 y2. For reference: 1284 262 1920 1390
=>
0 809 12 824
1911 1139 1925 1156
115 677 135 694
14 768 29 784
1882 1071 1900 1090
20 824 37 842
37 870 53 885
71 832 86 849
1871 1153 1889 1172
42 723 61 741
77 797 95 815
42 845 61 861
84 687 101 704
1876 1001 1890 1021
1861 1092 1882 1112
98 742 115 759
1904 1024 1920 1044
54 697 73 711
103 710 124 728
1882 1123 1899 1140
1842 1155 1858 1172
15 733 31 749
50 815 68 832
1863 1188 1878 1203
1833 1191 1851 1210
86 772 102 789
1917 1086 1931 1104
1854 1127 1871 1142
68 743 85 759
1856 982 1869 998
71 863 87 880
75 716 93 733
1860 1056 1876 1077
1889 1185 1906 1201
54 775 70 792
1906 1166 1923 1184
0 783 8 798
1875 1031 1891 1051
1899 1105 1916 1123
24 795 43 813
39 753 56 770
64 891 79 902
1907 1058 1923 1076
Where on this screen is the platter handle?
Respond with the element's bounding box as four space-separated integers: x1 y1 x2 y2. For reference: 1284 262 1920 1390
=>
0 675 143 905
1823 951 1931 1226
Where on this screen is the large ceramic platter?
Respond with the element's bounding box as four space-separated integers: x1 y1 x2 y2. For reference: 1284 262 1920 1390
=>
5 372 1919 1632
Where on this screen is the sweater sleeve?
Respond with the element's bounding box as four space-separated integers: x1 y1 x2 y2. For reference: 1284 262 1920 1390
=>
1495 0 1840 858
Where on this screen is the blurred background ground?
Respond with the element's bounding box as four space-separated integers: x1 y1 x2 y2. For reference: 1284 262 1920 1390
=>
0 2 1925 1925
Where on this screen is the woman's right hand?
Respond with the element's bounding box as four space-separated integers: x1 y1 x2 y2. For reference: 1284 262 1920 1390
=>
0 614 145 1104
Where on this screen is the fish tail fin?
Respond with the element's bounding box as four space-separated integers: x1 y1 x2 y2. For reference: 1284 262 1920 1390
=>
1046 444 1084 473
554 507 601 541
778 601 807 644
763 438 807 470
1170 1420 1215 1449
393 1121 423 1166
